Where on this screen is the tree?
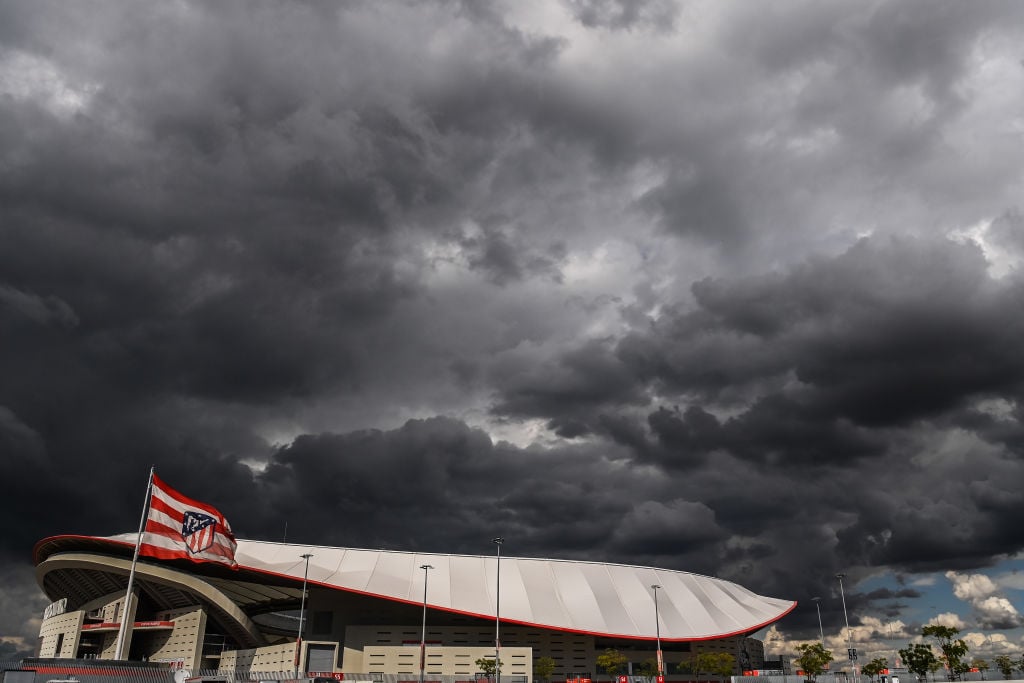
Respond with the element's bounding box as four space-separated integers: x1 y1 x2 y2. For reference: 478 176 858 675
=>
863 658 889 681
476 657 502 680
794 643 833 683
922 625 970 681
993 655 1013 680
637 659 660 683
534 656 557 683
597 649 628 681
688 655 737 679
972 658 990 681
716 652 738 679
900 644 939 683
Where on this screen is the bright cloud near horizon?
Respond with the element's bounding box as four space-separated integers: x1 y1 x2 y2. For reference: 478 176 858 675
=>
2 0 1024 664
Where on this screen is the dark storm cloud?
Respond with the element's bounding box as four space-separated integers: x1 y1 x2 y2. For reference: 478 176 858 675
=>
863 587 923 601
619 237 1023 428
490 339 649 435
564 0 678 31
458 227 568 286
239 415 747 584
3 0 1024 658
485 236 1024 600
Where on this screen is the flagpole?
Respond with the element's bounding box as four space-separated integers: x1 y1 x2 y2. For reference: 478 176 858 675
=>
114 465 155 661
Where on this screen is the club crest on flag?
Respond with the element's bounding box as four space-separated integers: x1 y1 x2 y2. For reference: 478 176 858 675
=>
141 474 238 567
181 511 218 554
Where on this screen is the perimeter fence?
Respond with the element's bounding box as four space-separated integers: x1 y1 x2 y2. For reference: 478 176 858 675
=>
6 662 1019 683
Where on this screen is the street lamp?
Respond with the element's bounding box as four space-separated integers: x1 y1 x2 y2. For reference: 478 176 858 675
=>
493 538 504 683
652 584 663 676
888 623 898 671
420 564 434 683
296 553 313 677
836 573 858 680
812 597 825 647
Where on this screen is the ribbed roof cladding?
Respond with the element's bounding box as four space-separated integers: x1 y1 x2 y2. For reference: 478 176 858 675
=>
35 534 795 641
235 539 795 640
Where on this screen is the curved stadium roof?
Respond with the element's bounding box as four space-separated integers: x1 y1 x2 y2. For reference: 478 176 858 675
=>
35 535 796 642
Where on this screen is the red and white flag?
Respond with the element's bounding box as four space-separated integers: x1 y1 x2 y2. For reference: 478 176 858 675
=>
140 474 238 567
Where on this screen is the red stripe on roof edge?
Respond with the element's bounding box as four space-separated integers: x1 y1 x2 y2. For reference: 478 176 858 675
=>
34 534 796 641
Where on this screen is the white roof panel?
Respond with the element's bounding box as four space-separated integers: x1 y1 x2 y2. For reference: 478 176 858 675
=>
235 539 795 640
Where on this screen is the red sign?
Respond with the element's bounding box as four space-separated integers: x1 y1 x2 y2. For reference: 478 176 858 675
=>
308 674 343 680
82 621 174 630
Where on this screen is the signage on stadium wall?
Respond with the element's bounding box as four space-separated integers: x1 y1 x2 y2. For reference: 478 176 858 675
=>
44 598 68 620
308 673 343 680
82 620 175 630
153 658 187 671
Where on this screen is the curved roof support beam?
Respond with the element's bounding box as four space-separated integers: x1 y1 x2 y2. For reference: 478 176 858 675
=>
36 552 265 649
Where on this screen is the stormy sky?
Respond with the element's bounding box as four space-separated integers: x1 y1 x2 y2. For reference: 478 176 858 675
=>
3 0 1024 665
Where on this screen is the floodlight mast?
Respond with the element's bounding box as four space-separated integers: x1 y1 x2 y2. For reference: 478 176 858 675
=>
493 538 504 683
652 584 663 676
812 596 825 647
420 564 434 683
836 573 858 679
295 553 313 677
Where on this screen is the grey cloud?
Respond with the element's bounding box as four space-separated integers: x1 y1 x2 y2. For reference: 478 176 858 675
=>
4 0 1024 654
564 0 679 31
863 587 923 601
485 236 1024 590
459 227 567 286
638 164 751 246
0 286 78 328
988 209 1024 254
618 237 1023 427
0 406 46 462
490 339 650 434
609 500 726 555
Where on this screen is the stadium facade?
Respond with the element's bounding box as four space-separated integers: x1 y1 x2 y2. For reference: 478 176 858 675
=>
33 534 795 681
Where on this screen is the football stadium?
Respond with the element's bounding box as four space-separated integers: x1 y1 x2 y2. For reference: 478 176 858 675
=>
30 476 796 682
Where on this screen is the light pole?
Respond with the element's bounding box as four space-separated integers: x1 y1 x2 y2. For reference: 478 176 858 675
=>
420 564 434 683
888 623 897 671
812 596 825 647
837 573 858 680
493 538 504 683
652 584 663 677
296 553 313 677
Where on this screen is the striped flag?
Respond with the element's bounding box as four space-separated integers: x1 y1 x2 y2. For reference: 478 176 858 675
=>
140 474 238 567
